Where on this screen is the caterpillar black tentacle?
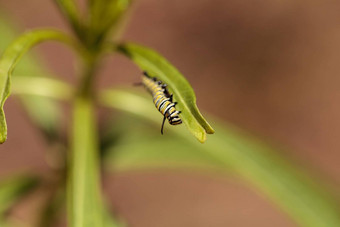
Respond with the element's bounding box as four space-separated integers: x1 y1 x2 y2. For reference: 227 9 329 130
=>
161 116 166 135
142 71 182 134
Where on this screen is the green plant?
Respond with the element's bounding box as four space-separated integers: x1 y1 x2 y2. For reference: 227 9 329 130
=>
0 1 339 227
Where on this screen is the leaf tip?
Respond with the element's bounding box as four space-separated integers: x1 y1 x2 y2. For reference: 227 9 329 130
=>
205 125 215 134
0 110 7 144
0 134 7 144
196 131 206 144
200 118 215 134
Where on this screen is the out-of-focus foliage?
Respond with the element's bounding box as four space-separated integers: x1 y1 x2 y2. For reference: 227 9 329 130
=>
0 17 72 141
0 29 74 143
0 18 60 138
0 175 39 214
0 0 339 226
101 89 340 227
87 0 131 44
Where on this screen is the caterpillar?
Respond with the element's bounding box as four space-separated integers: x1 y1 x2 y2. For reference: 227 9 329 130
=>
141 71 182 134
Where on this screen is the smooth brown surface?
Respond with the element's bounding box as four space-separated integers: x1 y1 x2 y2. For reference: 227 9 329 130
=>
106 172 293 227
1 0 340 226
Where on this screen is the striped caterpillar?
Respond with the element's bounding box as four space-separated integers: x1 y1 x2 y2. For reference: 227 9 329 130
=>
141 71 182 134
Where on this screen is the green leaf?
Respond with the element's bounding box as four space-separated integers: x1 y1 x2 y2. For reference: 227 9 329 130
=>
102 116 222 173
11 76 73 100
0 29 77 144
11 76 73 140
116 43 214 143
0 16 65 141
15 76 65 142
38 187 64 227
0 175 39 214
67 97 105 227
104 207 127 227
55 0 84 39
100 89 340 227
99 0 132 36
87 0 132 47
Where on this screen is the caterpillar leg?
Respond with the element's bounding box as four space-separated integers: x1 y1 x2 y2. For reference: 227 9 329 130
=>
161 115 166 135
169 94 173 102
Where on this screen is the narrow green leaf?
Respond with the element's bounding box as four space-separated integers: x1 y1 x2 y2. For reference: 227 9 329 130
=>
0 29 77 144
38 187 64 227
87 0 132 47
0 175 39 214
102 117 222 172
104 207 127 227
54 0 84 39
0 16 65 141
116 43 214 143
12 76 73 100
67 97 105 227
11 76 73 140
100 0 132 35
100 89 340 227
87 0 108 45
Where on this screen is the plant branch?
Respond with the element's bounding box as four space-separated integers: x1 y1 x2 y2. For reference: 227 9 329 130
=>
67 48 108 226
54 0 84 41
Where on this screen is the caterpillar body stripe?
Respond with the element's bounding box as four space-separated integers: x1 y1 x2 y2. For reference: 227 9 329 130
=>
142 71 182 134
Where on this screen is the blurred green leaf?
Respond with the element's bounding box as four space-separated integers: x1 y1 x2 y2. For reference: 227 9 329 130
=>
117 43 214 143
55 0 84 40
0 175 39 214
99 0 132 37
0 16 64 141
101 89 222 171
0 29 76 143
67 98 106 227
0 217 28 227
38 187 64 227
0 219 10 227
88 0 132 47
104 207 127 227
100 89 340 227
12 76 73 100
11 76 73 141
103 120 223 173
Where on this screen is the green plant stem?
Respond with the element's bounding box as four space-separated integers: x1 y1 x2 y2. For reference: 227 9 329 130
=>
79 54 99 97
67 54 104 226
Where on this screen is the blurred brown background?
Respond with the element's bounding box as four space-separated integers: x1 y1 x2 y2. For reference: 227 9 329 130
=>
0 0 340 226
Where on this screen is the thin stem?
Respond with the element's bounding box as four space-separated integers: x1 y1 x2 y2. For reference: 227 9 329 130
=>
67 51 104 226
